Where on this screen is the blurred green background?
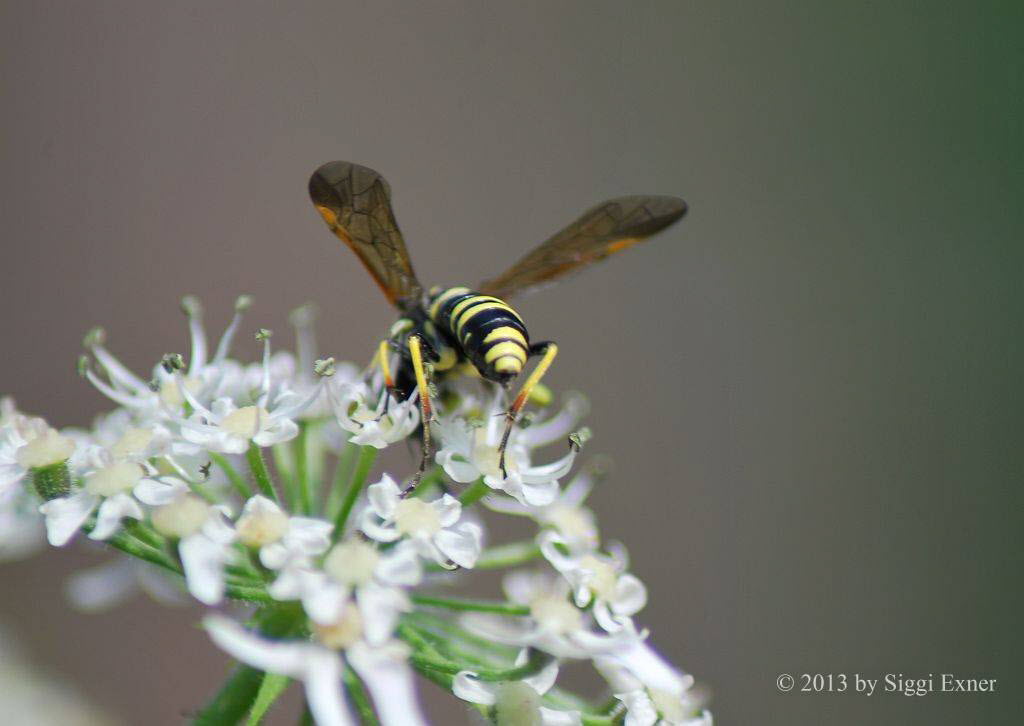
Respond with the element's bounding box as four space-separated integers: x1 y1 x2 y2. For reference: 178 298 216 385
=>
0 2 1020 723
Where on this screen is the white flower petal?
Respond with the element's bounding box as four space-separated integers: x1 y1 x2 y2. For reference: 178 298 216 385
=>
304 580 350 625
434 521 482 569
180 533 229 605
89 493 143 540
65 559 138 612
205 615 315 677
376 542 423 586
452 671 498 705
304 649 356 726
347 642 427 726
433 494 462 528
520 653 559 696
285 517 334 554
367 475 400 519
40 492 97 546
134 477 189 505
611 639 689 697
540 707 582 726
612 574 647 617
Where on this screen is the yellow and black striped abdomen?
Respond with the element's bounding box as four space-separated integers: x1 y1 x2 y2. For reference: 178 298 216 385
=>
428 286 530 382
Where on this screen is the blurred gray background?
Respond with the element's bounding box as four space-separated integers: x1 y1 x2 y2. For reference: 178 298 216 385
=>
0 2 1020 724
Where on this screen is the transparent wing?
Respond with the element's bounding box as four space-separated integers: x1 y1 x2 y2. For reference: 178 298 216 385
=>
479 195 687 299
309 161 422 308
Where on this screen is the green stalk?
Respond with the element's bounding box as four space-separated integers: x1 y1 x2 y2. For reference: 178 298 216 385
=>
106 531 180 574
294 422 312 514
332 446 378 542
457 478 490 506
327 439 358 517
342 664 380 725
247 443 279 502
402 611 518 659
246 674 291 725
211 452 252 500
427 540 541 573
193 605 305 725
410 594 530 616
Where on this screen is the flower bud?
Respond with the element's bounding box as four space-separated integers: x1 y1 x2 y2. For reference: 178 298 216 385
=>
493 681 542 726
16 429 75 500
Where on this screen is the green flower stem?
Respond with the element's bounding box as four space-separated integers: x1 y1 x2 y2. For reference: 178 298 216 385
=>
409 466 444 499
427 540 541 573
246 673 291 725
341 665 380 725
410 594 530 616
402 611 518 660
122 519 166 550
189 479 220 504
211 452 253 500
106 531 180 574
332 446 378 542
247 443 279 503
294 422 312 514
193 664 264 726
457 478 490 506
193 605 305 726
327 439 358 517
402 629 552 682
225 583 274 604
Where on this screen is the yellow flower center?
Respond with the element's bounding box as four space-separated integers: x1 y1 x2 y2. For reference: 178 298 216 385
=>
472 428 512 477
578 555 618 600
529 595 582 635
158 376 200 408
235 507 289 547
324 539 380 585
111 427 154 457
393 498 442 537
151 494 210 538
85 461 142 496
545 506 595 544
15 428 75 468
220 406 269 437
651 688 686 722
313 605 364 649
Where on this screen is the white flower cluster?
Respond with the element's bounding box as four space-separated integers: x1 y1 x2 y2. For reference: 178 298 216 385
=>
0 298 711 726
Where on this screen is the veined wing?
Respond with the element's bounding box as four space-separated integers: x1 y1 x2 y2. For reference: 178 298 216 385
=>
309 161 421 308
480 195 686 299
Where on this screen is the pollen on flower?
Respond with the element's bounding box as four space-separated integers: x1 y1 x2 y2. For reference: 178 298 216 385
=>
110 427 154 457
529 594 583 636
313 604 364 649
84 461 143 496
650 687 687 722
393 498 443 537
545 506 596 545
151 494 210 538
494 680 542 726
15 428 75 468
473 428 506 477
159 376 200 408
235 506 289 547
324 538 380 585
220 406 269 437
578 554 619 599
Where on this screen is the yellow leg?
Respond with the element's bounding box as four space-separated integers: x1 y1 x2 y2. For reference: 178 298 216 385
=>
498 342 558 477
373 339 398 417
404 334 433 496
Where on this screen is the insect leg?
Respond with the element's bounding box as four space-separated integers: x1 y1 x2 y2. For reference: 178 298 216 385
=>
498 341 559 477
403 334 434 496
